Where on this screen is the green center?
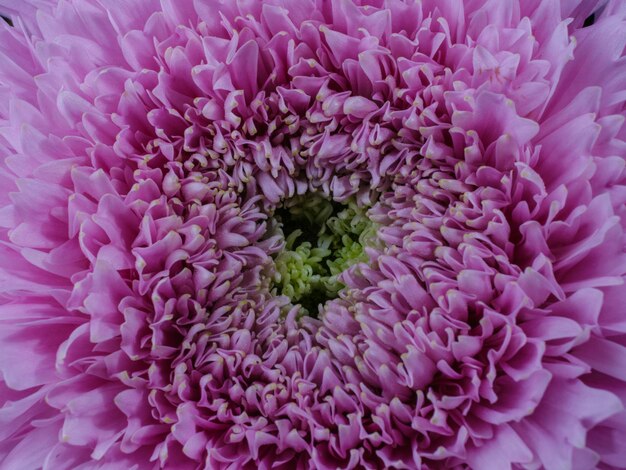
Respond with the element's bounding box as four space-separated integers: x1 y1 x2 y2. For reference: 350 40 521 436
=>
271 194 374 315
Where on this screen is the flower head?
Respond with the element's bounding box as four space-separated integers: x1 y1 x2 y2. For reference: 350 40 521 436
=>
0 0 625 469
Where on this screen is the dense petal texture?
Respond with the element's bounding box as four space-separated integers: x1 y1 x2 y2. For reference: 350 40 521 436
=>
0 0 625 468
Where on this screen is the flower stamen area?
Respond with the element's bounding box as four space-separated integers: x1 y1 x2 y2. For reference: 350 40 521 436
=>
271 194 374 315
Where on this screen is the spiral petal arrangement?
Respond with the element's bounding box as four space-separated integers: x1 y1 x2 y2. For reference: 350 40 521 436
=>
0 0 625 468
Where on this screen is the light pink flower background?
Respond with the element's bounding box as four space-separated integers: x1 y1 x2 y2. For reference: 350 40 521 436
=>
0 0 625 469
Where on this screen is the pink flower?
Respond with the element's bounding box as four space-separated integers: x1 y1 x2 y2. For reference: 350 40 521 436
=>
0 0 625 468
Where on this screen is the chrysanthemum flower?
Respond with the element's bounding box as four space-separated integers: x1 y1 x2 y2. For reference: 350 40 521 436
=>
0 0 625 468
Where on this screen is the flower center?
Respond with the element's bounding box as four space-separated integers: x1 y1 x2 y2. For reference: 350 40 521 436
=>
271 194 374 316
